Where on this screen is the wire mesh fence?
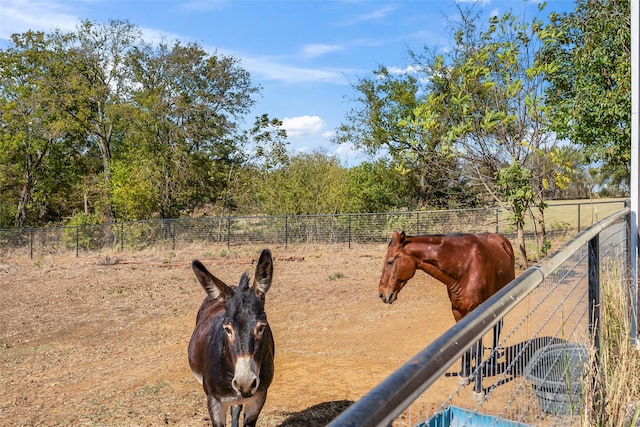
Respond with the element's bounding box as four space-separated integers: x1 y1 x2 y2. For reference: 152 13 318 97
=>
0 200 625 258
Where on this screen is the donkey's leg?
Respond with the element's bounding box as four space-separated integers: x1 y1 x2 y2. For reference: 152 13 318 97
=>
242 392 267 427
206 395 227 427
230 405 242 427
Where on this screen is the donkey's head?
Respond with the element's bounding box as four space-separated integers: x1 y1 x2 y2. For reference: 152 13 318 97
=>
191 249 273 397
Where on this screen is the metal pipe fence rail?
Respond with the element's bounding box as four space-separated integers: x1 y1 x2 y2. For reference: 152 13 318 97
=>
0 200 625 258
329 208 631 427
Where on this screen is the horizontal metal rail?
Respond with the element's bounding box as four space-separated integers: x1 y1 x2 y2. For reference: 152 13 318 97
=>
328 208 630 427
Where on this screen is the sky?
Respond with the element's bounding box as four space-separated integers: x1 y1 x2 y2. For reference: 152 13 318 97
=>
0 0 576 166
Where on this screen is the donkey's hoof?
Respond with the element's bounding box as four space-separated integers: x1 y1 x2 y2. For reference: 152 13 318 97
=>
472 390 485 402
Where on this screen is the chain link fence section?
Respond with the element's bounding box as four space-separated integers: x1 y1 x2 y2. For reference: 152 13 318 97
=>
0 200 626 258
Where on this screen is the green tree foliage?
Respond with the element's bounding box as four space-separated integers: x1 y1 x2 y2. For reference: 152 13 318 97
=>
334 66 476 209
540 0 631 187
124 39 262 219
344 159 410 213
410 5 569 263
245 152 407 215
0 21 276 226
0 31 83 227
248 152 348 215
52 20 142 222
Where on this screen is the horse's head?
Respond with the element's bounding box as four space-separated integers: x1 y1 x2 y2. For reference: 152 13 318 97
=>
191 249 274 398
379 231 417 304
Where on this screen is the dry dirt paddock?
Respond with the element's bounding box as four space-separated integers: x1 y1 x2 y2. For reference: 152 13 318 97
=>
0 244 460 426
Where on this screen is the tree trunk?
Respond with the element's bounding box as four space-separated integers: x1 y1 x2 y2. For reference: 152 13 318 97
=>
517 223 528 269
536 205 547 258
14 180 31 228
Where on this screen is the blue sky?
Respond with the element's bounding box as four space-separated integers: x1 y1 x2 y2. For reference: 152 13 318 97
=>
0 0 575 166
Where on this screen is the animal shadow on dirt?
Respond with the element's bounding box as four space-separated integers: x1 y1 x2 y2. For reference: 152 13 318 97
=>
276 399 354 426
446 336 568 394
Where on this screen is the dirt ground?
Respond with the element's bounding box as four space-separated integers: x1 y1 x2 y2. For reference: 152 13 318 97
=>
0 244 460 426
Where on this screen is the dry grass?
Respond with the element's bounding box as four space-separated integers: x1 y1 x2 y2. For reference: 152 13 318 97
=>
582 261 640 427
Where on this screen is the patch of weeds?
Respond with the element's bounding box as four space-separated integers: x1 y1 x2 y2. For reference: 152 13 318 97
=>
108 285 126 295
163 252 176 264
329 272 344 281
219 249 228 257
203 251 213 258
134 381 168 397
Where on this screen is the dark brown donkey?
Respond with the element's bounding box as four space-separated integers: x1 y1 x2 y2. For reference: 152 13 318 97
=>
378 231 515 398
188 249 275 427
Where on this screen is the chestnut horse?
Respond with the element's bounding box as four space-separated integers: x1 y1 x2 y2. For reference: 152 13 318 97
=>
378 231 515 397
188 249 275 427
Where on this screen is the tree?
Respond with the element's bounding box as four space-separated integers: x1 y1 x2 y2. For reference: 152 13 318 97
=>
334 66 476 209
0 31 81 227
540 0 631 184
49 20 142 222
344 159 409 213
249 152 349 215
410 5 566 264
124 40 265 219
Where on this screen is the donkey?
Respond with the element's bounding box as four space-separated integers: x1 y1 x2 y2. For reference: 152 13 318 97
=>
188 249 275 427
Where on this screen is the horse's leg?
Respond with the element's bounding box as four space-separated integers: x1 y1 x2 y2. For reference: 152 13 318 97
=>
458 348 473 385
230 405 242 427
473 338 484 400
454 309 473 385
489 318 503 372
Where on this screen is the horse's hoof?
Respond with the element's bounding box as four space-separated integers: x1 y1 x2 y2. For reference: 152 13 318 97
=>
472 390 485 402
457 375 473 386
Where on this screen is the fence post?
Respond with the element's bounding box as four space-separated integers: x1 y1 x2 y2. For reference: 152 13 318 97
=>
29 229 33 259
120 222 124 252
226 217 231 249
348 215 352 249
578 204 582 232
172 220 176 251
588 234 600 357
625 200 638 341
495 209 499 233
285 216 288 250
76 226 79 258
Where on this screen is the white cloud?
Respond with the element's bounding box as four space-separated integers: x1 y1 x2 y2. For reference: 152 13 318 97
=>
339 5 397 26
456 0 492 5
0 0 181 48
322 130 335 139
0 0 78 40
386 64 421 75
281 115 325 137
0 1 354 87
335 142 366 167
235 54 354 85
301 43 344 59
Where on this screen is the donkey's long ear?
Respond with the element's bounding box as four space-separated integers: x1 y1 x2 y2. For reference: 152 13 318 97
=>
252 249 273 297
191 260 234 302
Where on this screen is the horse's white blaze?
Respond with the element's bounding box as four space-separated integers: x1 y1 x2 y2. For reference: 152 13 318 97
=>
232 356 259 395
